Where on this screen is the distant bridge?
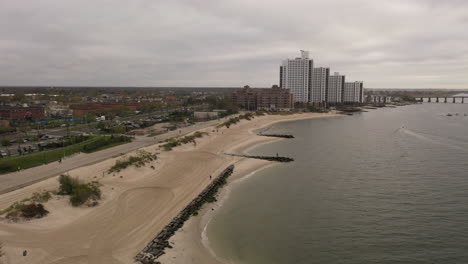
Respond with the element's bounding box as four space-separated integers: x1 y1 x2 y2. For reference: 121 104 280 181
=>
417 97 466 103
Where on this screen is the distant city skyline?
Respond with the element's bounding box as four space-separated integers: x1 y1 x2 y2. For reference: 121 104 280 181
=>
0 0 467 89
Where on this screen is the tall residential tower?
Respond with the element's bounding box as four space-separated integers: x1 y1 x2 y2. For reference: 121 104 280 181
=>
327 72 345 104
343 81 364 103
280 50 313 103
279 50 364 105
310 67 329 104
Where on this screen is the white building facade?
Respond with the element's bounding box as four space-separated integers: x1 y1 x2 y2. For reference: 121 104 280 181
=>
343 81 364 103
327 72 345 104
280 50 313 103
310 67 329 103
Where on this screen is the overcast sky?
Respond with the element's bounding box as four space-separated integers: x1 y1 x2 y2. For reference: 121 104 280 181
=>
0 0 467 88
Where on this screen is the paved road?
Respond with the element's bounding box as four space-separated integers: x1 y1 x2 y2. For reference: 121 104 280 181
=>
0 118 224 195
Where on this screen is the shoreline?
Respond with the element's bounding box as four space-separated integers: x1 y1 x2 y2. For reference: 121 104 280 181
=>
157 113 343 264
0 112 341 264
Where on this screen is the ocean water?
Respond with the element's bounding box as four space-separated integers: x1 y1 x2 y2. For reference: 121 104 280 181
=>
206 104 468 264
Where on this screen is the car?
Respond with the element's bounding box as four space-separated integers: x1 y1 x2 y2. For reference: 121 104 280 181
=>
0 151 7 157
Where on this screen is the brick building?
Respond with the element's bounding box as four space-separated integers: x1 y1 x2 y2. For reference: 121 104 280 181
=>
0 106 45 122
231 86 294 111
70 102 142 117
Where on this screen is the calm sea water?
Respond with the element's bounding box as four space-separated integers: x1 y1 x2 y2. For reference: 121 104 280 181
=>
207 104 468 264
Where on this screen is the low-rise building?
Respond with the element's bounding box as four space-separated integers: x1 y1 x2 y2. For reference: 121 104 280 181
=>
0 106 45 122
46 101 73 117
70 102 142 117
231 86 294 111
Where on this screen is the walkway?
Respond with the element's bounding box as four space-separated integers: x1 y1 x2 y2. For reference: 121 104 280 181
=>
0 119 223 194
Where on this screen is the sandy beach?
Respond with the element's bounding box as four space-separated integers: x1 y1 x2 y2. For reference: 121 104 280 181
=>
0 112 341 264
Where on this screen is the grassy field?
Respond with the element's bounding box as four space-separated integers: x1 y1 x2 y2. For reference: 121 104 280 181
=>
0 136 131 174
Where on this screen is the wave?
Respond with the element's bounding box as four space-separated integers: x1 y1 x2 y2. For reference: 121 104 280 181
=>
201 164 277 264
400 128 468 151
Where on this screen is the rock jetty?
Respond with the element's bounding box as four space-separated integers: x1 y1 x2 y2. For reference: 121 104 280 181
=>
135 165 235 264
225 153 294 162
258 133 294 138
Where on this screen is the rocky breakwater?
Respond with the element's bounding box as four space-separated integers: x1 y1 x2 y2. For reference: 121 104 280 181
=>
225 153 294 163
258 133 295 139
135 165 235 264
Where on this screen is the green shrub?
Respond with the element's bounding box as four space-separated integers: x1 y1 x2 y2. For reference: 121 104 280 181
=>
58 174 80 195
6 202 49 220
0 163 16 173
0 190 53 218
82 135 131 153
19 203 49 219
57 175 102 207
1 139 10 146
69 183 101 207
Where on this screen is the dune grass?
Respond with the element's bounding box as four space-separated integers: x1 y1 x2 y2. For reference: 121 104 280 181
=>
0 190 53 220
58 175 102 207
108 150 158 173
160 131 208 151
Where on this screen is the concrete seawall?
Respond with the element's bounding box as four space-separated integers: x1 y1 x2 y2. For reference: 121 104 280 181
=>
135 165 235 264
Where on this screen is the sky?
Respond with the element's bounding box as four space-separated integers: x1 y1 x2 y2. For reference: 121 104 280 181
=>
0 0 467 89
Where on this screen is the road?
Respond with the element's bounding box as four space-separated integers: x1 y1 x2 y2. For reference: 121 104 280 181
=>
0 118 224 195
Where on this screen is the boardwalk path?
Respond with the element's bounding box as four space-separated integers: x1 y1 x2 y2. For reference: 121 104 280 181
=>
0 119 222 195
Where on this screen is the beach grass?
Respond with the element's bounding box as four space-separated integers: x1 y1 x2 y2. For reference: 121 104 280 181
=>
160 131 208 151
58 175 102 207
108 150 158 174
0 190 53 217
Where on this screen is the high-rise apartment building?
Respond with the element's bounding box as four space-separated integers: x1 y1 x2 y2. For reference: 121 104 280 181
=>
327 72 345 104
280 50 313 103
343 81 364 103
310 67 329 103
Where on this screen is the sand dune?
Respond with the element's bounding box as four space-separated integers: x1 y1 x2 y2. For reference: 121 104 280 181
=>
0 112 340 264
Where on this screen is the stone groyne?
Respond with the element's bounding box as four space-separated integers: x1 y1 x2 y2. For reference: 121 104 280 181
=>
258 133 295 139
225 153 294 163
134 165 235 264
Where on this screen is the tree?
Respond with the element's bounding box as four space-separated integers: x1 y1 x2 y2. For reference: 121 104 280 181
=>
1 139 10 147
13 92 26 102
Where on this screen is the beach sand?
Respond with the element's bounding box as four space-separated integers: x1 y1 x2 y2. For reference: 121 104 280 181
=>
0 112 341 264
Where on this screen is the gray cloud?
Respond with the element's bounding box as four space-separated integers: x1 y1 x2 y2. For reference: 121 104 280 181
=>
0 0 467 88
